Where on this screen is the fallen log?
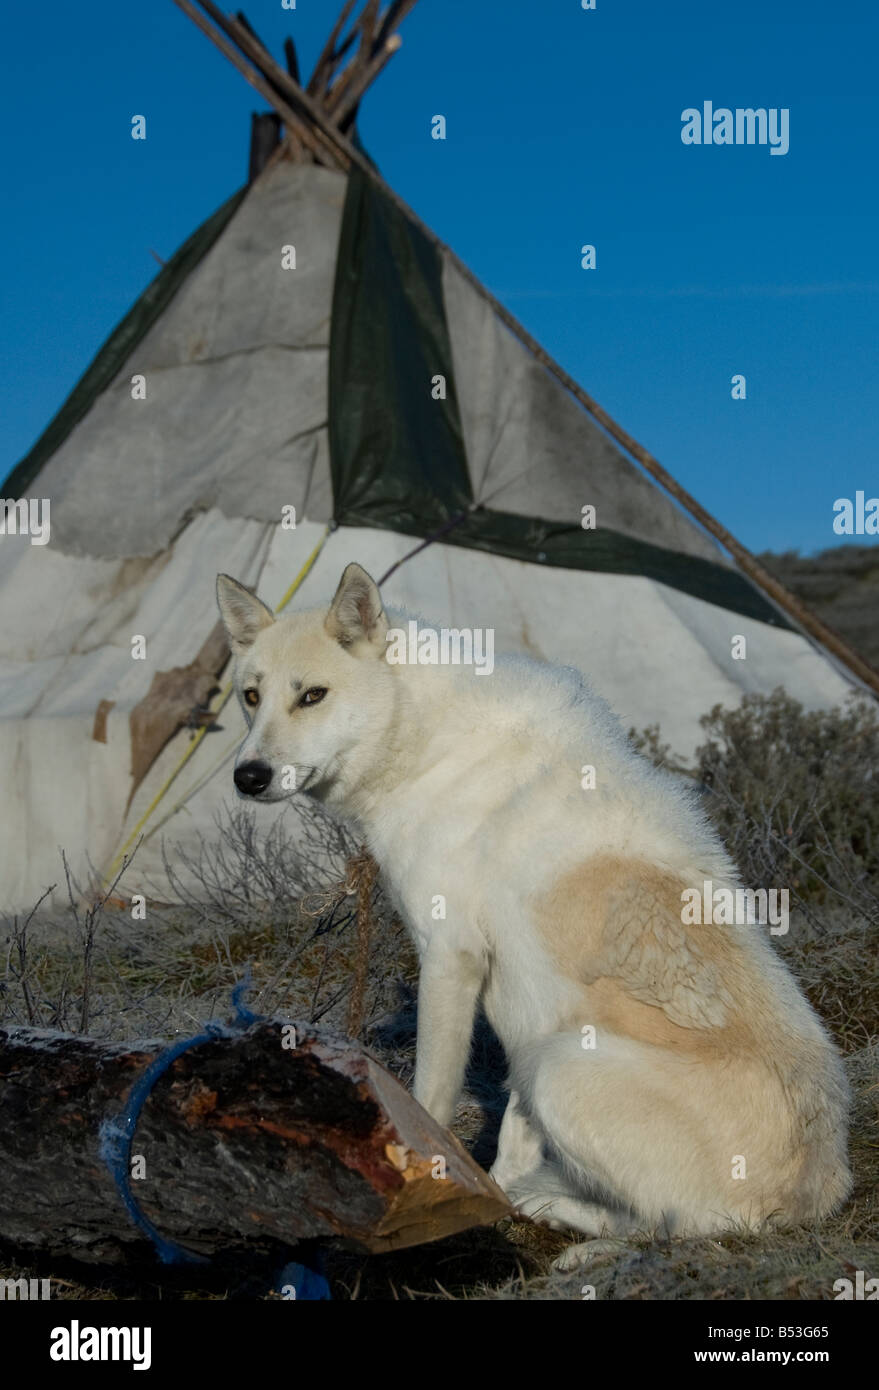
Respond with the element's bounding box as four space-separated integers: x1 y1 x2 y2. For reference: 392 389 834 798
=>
0 1019 509 1265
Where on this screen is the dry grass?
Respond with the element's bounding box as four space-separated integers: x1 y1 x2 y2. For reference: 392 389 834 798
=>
0 801 417 1042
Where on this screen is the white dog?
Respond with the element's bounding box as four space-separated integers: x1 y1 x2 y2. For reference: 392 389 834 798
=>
217 563 851 1268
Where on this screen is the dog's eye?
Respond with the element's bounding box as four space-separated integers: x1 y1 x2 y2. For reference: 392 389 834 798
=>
301 687 327 707
243 688 259 708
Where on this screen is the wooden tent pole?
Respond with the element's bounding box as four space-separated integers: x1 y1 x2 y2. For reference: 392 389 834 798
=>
374 0 421 52
282 35 300 84
329 36 402 126
357 0 381 51
177 0 879 699
172 0 345 168
307 0 359 96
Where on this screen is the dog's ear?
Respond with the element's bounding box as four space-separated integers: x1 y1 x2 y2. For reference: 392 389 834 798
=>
325 563 388 650
216 574 275 655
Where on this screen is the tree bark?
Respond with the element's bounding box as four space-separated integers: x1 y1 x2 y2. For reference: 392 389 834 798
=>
0 1020 509 1265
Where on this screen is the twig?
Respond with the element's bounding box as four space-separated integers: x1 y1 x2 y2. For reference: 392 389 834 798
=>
346 848 378 1037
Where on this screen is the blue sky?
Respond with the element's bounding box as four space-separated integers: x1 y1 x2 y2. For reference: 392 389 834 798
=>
2 0 877 554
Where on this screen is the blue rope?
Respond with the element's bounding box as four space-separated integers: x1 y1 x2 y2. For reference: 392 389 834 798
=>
99 1024 225 1264
275 1256 332 1301
99 976 261 1265
99 975 332 1295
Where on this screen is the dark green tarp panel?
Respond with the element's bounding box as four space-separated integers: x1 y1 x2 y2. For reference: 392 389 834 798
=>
425 509 792 625
328 168 790 630
329 164 472 530
3 186 248 499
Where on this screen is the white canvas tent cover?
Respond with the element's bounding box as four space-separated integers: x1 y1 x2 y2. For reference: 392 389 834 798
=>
0 12 863 911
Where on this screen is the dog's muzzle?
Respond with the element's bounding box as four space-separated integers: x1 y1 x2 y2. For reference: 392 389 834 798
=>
234 759 273 797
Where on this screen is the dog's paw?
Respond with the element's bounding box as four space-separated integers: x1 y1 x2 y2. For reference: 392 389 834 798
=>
552 1238 625 1272
505 1187 566 1229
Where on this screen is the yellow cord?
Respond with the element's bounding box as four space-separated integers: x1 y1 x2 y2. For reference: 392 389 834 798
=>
102 525 331 886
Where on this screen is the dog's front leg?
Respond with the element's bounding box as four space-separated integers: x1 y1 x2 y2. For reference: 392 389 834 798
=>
413 937 485 1128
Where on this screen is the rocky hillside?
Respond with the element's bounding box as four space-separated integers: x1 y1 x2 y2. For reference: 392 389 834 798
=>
759 544 879 671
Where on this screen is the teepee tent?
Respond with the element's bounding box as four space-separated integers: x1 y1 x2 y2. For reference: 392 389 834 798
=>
1 0 874 911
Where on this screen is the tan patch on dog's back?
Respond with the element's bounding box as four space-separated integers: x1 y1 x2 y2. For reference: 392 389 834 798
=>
535 855 773 1053
583 976 711 1051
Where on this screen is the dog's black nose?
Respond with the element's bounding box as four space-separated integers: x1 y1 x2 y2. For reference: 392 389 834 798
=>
234 760 273 796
